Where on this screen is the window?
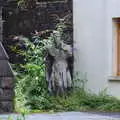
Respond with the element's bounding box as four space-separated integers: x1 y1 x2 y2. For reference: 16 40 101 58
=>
113 18 120 76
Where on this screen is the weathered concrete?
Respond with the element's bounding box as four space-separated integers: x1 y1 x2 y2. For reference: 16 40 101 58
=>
0 112 120 120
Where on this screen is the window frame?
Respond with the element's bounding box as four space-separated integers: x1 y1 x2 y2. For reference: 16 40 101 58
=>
113 18 120 76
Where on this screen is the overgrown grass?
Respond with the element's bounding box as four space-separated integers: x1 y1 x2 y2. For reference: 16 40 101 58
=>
12 24 120 113
49 89 120 112
15 87 120 113
0 113 26 120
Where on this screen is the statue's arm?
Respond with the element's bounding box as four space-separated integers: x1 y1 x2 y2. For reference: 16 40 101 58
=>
61 41 72 57
47 46 59 57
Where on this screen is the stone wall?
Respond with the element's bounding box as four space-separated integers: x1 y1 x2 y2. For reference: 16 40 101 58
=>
0 1 14 112
3 0 73 63
0 0 73 113
0 77 14 113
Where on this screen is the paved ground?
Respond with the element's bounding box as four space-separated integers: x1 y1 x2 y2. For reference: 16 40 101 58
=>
0 112 120 120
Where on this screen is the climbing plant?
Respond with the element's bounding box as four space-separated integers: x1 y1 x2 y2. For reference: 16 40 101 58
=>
17 0 66 9
13 27 120 113
13 18 69 110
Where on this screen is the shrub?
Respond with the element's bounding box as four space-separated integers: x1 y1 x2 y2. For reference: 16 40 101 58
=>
12 30 120 113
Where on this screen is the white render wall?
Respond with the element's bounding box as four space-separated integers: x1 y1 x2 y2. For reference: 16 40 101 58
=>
73 0 120 97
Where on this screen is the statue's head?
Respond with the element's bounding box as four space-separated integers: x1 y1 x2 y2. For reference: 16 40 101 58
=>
52 30 61 48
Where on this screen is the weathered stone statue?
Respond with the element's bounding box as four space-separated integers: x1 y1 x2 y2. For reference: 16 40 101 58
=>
46 14 73 96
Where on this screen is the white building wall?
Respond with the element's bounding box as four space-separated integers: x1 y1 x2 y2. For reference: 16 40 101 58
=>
73 0 120 97
106 0 120 97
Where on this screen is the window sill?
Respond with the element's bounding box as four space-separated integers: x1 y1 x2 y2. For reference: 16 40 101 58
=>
108 76 120 82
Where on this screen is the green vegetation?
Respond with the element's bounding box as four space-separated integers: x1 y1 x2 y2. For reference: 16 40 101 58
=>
0 113 26 120
12 35 120 113
11 22 120 113
13 34 50 112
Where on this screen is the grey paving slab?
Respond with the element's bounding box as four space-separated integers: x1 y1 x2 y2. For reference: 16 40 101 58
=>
0 112 120 120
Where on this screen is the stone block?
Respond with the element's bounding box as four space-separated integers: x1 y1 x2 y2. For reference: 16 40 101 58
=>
0 60 13 77
0 101 14 113
0 77 14 89
0 88 14 100
0 42 8 60
0 33 2 41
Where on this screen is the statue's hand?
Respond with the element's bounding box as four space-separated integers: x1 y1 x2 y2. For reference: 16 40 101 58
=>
61 42 72 56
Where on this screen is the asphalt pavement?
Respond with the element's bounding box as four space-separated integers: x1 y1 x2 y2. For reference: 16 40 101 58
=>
0 112 120 120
